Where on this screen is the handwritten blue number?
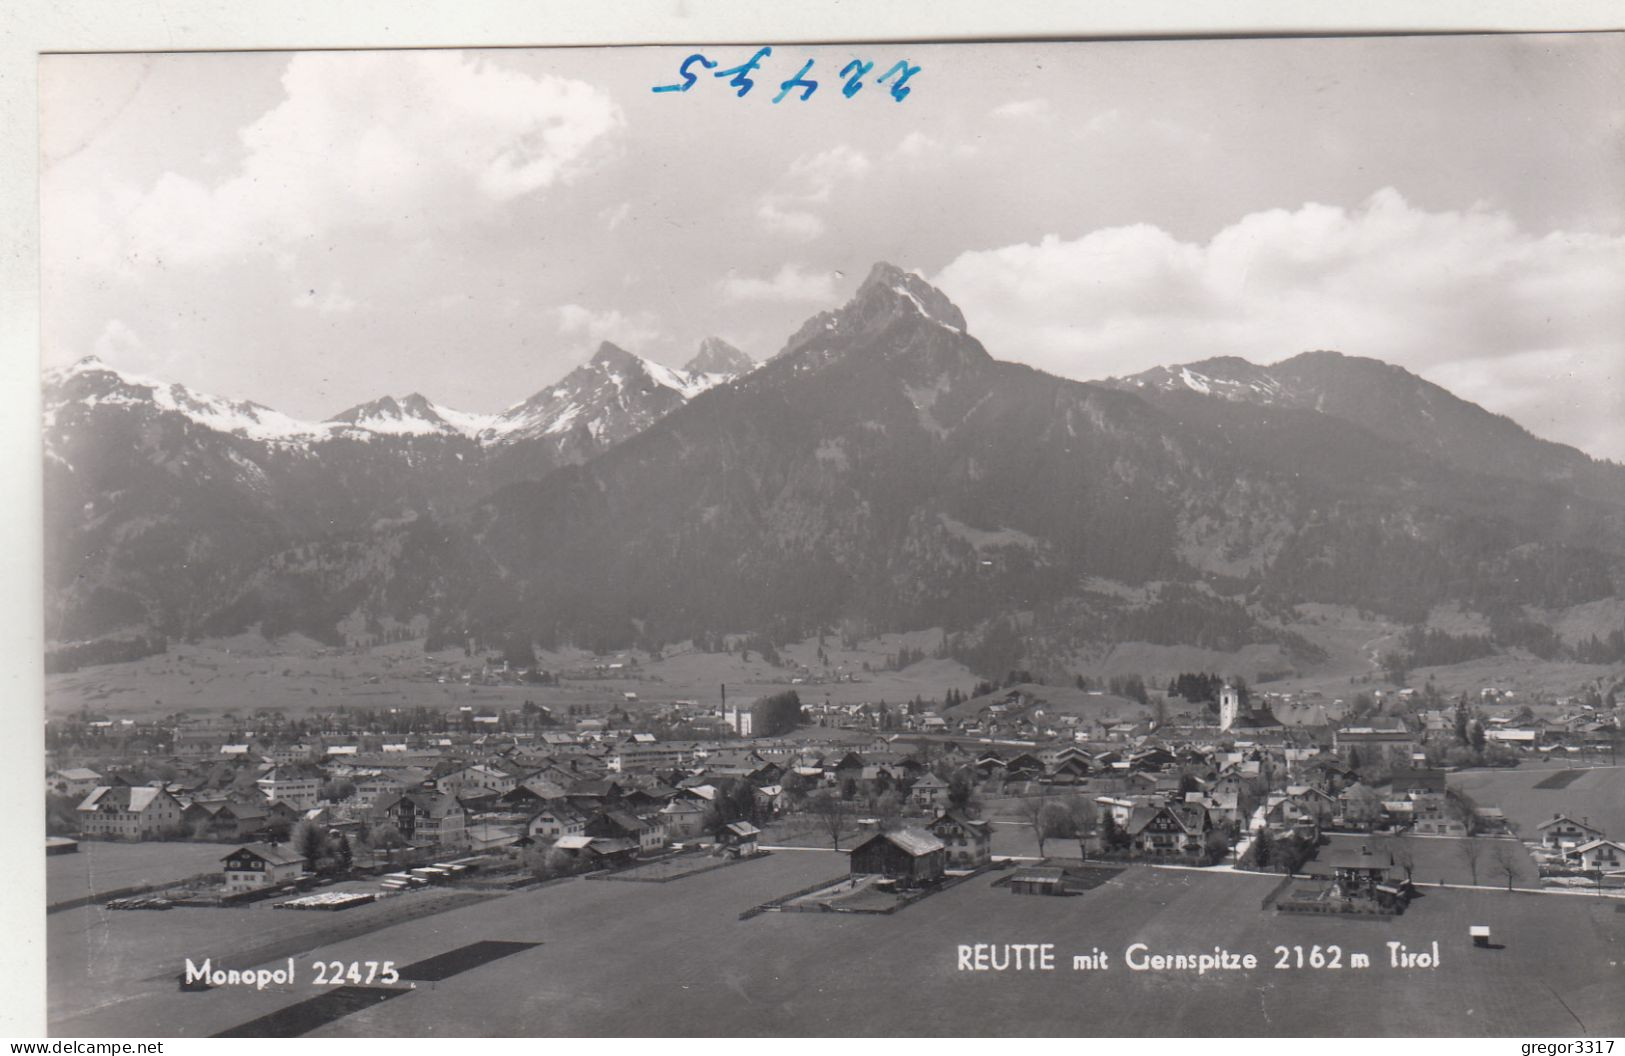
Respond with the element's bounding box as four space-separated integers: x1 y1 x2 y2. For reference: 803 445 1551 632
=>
773 58 818 103
839 60 874 99
875 60 922 102
714 46 772 98
651 53 718 93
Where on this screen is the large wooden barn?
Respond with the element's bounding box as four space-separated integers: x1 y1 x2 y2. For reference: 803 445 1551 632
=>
848 828 946 888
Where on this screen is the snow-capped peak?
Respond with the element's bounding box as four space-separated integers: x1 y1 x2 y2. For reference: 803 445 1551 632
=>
46 336 744 453
1115 357 1286 403
855 261 968 333
46 355 330 445
478 341 738 445
326 393 497 439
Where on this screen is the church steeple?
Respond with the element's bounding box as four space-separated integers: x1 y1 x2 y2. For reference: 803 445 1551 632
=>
1219 683 1243 731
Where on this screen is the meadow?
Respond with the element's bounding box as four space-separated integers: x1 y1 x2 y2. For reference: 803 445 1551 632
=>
1448 765 1625 841
51 847 1625 1037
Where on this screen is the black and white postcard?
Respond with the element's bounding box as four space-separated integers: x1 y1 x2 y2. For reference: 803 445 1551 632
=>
27 24 1625 1041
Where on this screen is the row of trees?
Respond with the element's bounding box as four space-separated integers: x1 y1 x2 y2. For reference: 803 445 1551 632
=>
1243 830 1316 873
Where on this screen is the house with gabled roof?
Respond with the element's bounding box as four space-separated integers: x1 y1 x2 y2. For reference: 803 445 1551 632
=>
1569 838 1625 873
908 772 950 809
553 834 637 866
656 797 708 840
720 820 760 856
527 802 588 841
1337 781 1384 829
848 827 946 888
256 764 324 810
585 808 662 854
926 809 992 869
76 785 184 839
47 768 102 799
378 790 467 847
222 843 306 892
1537 814 1605 851
1125 802 1212 856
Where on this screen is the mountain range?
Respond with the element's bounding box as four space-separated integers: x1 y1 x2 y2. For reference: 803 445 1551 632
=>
43 263 1625 677
43 337 754 642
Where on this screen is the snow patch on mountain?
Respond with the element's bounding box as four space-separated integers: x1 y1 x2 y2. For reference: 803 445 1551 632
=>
47 339 752 453
47 356 331 446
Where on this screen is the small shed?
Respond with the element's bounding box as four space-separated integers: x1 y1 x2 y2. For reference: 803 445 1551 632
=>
1009 866 1067 896
721 820 761 857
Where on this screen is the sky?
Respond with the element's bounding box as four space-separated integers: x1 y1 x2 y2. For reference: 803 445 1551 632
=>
39 34 1625 459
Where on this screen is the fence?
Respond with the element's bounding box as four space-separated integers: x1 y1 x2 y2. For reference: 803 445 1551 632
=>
1276 898 1398 918
1259 874 1297 911
740 864 993 920
740 874 853 920
48 871 221 914
591 850 769 884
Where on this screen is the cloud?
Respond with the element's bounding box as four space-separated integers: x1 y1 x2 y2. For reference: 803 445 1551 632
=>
92 319 146 362
88 318 190 380
933 188 1625 459
754 144 871 240
601 201 633 231
993 98 1051 120
97 52 625 271
888 131 979 163
555 303 660 351
718 263 838 303
756 202 827 240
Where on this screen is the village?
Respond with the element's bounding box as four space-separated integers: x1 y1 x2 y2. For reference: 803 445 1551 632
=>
47 653 1625 900
41 644 1625 1036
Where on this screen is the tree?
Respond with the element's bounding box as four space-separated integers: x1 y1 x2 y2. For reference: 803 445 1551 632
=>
1037 801 1073 858
290 820 329 869
1490 841 1522 891
872 791 906 831
525 841 577 881
946 766 979 811
1100 812 1129 851
1017 795 1057 856
1066 796 1098 859
1251 829 1276 870
320 779 356 803
1444 788 1481 835
807 791 852 851
1380 836 1416 882
780 770 810 807
1456 838 1484 886
334 834 353 873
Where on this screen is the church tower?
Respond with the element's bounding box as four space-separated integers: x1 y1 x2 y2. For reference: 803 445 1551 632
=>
1219 684 1242 731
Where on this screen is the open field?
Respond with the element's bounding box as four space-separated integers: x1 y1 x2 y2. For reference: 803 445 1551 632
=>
1449 765 1625 841
45 630 985 721
52 846 1625 1037
48 883 501 1032
48 841 240 906
47 613 1623 725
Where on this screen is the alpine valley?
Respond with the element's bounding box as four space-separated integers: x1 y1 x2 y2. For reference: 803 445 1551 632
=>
43 264 1625 683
